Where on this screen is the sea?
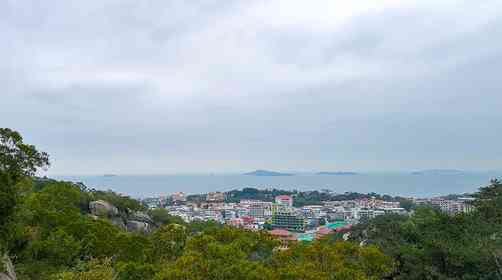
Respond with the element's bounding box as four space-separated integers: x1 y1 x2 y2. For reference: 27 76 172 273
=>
52 172 502 199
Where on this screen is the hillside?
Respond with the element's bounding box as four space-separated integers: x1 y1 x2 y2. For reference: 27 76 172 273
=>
1 128 502 280
243 170 294 176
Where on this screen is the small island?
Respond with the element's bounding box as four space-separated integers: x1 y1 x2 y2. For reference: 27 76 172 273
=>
317 171 358 176
411 169 465 175
243 170 294 176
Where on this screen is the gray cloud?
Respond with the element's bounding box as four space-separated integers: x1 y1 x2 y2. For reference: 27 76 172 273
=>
1 0 502 174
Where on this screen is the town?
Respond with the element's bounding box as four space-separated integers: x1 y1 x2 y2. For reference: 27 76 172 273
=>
142 188 474 242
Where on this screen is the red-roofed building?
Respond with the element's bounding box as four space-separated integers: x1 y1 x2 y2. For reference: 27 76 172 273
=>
270 229 297 250
337 224 352 232
315 227 334 239
241 216 255 224
270 229 291 237
227 218 243 227
317 227 334 235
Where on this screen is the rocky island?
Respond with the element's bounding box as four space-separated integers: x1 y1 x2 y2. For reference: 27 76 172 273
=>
243 170 294 176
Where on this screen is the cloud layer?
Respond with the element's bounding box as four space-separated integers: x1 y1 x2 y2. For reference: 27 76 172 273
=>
2 0 502 174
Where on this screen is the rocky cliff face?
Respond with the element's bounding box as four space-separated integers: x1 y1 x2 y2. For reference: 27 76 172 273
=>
88 200 153 233
0 253 16 280
126 220 150 233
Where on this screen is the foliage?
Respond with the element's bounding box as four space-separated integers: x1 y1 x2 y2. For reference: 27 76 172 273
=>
148 208 186 226
116 261 156 280
49 258 115 280
3 128 501 280
271 241 393 280
91 190 146 214
187 220 223 234
1 128 49 251
151 224 188 262
155 229 392 280
154 227 279 280
0 128 50 178
224 187 414 208
349 179 502 279
225 187 292 203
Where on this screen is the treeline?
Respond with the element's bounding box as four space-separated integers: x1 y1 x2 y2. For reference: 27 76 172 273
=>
224 187 415 209
225 188 293 203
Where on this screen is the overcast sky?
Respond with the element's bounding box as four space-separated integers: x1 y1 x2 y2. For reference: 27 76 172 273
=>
2 0 502 175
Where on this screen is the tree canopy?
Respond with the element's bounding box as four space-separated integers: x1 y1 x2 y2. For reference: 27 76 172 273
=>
1 128 49 253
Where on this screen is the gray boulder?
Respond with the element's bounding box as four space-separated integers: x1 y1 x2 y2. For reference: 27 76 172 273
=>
110 217 126 230
130 211 153 224
0 253 16 280
126 220 150 233
89 200 119 217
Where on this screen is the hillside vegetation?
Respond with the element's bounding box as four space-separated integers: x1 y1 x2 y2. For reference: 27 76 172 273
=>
1 128 501 279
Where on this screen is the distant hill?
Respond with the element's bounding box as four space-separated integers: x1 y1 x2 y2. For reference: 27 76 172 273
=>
411 169 465 175
243 170 294 176
317 171 358 176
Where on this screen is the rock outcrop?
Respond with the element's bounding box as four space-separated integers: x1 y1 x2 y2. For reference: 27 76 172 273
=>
89 200 119 217
130 211 153 224
110 217 127 230
0 253 16 280
126 220 150 233
88 200 153 233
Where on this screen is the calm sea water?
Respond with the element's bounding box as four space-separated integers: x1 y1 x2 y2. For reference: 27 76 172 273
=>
52 172 501 198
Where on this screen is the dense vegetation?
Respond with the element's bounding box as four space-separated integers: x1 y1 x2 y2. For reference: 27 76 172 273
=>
349 179 502 279
2 128 501 279
1 180 392 279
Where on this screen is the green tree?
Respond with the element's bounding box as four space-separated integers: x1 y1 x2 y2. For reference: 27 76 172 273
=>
50 258 115 280
348 180 502 279
29 228 82 266
148 208 185 226
0 128 49 280
1 128 49 250
116 261 156 280
151 224 189 262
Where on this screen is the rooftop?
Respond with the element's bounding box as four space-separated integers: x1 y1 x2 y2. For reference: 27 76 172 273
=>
326 221 349 230
270 229 292 237
317 227 334 235
297 233 314 242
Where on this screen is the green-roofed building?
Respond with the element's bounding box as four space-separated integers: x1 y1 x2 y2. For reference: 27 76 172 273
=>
326 221 348 230
297 233 314 242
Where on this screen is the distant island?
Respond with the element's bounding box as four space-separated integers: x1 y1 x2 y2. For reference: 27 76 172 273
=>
103 174 118 177
243 170 294 176
411 169 465 175
317 171 358 176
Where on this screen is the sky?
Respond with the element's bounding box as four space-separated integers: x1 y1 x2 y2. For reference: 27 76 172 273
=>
2 0 502 175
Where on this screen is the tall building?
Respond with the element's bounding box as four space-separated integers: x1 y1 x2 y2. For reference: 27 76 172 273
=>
275 195 293 207
354 208 385 220
249 202 272 218
430 198 474 215
272 208 306 232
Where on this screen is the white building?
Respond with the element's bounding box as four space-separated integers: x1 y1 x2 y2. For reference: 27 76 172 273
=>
275 195 293 207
